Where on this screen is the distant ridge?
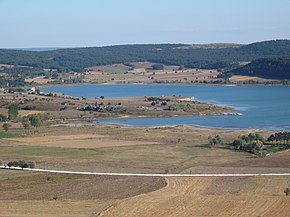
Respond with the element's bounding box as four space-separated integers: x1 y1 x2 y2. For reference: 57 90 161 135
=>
174 43 243 49
6 47 61 52
0 40 290 79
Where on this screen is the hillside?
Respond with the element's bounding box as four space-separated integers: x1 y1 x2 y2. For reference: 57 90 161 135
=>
1 40 290 72
228 57 290 79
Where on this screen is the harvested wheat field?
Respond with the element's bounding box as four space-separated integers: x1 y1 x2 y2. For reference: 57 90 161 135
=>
101 176 290 217
229 75 274 83
0 171 166 217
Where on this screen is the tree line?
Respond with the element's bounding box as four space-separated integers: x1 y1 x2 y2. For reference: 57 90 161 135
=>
267 132 290 144
7 160 36 168
1 40 290 74
232 133 265 156
206 132 290 157
228 56 290 79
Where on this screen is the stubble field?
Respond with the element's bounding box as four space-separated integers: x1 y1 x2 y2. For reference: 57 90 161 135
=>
1 125 290 216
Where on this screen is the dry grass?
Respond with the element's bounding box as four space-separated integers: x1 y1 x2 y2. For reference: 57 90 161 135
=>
1 125 290 216
25 76 55 84
4 134 159 148
102 176 290 217
1 125 275 174
84 62 221 84
229 75 275 82
0 171 165 217
18 110 45 116
1 200 115 217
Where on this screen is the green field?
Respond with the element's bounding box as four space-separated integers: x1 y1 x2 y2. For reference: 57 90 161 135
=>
0 131 18 138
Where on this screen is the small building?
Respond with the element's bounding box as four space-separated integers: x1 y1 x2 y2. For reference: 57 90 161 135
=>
27 87 36 94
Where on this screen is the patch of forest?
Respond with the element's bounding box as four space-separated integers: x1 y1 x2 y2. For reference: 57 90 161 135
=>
1 40 290 73
227 56 290 79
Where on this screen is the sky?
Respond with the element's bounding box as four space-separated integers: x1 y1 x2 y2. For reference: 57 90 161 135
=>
0 0 290 48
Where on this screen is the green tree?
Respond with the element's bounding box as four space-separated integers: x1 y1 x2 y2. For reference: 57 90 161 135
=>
215 135 222 144
21 117 31 129
2 123 10 132
0 159 3 166
268 132 290 145
152 64 164 70
28 114 42 127
17 160 29 168
28 161 36 168
0 114 7 122
248 133 257 142
168 105 177 111
208 135 222 147
232 133 265 156
7 160 35 168
233 139 245 150
8 103 19 121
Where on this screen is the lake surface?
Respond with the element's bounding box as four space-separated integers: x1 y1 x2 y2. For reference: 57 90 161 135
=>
41 84 290 130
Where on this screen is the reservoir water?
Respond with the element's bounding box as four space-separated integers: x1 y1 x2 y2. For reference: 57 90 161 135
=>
41 84 290 130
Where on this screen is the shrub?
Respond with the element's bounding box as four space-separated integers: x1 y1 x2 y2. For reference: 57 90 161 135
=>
8 103 19 121
22 117 30 129
7 160 36 168
28 161 36 168
208 135 222 147
232 133 265 155
168 105 177 111
152 64 164 70
3 123 11 132
0 114 7 122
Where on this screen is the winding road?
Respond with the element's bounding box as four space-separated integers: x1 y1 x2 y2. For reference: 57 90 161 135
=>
1 165 290 177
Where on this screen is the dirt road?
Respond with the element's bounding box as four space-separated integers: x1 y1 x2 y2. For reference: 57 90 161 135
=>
1 166 289 177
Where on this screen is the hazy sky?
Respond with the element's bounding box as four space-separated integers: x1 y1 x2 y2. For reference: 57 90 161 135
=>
0 0 290 48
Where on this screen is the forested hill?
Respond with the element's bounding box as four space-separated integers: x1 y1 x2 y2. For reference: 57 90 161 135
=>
228 57 290 79
1 40 290 72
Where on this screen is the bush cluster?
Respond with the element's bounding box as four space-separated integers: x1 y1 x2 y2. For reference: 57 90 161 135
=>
232 133 265 156
7 160 36 168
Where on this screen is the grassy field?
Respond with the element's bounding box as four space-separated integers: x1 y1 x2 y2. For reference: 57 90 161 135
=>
0 125 263 173
0 131 18 138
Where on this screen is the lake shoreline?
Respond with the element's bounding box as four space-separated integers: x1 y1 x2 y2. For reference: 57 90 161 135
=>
39 84 290 130
36 80 290 90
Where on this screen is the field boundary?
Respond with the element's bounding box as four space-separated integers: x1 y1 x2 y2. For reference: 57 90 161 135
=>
1 166 290 177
